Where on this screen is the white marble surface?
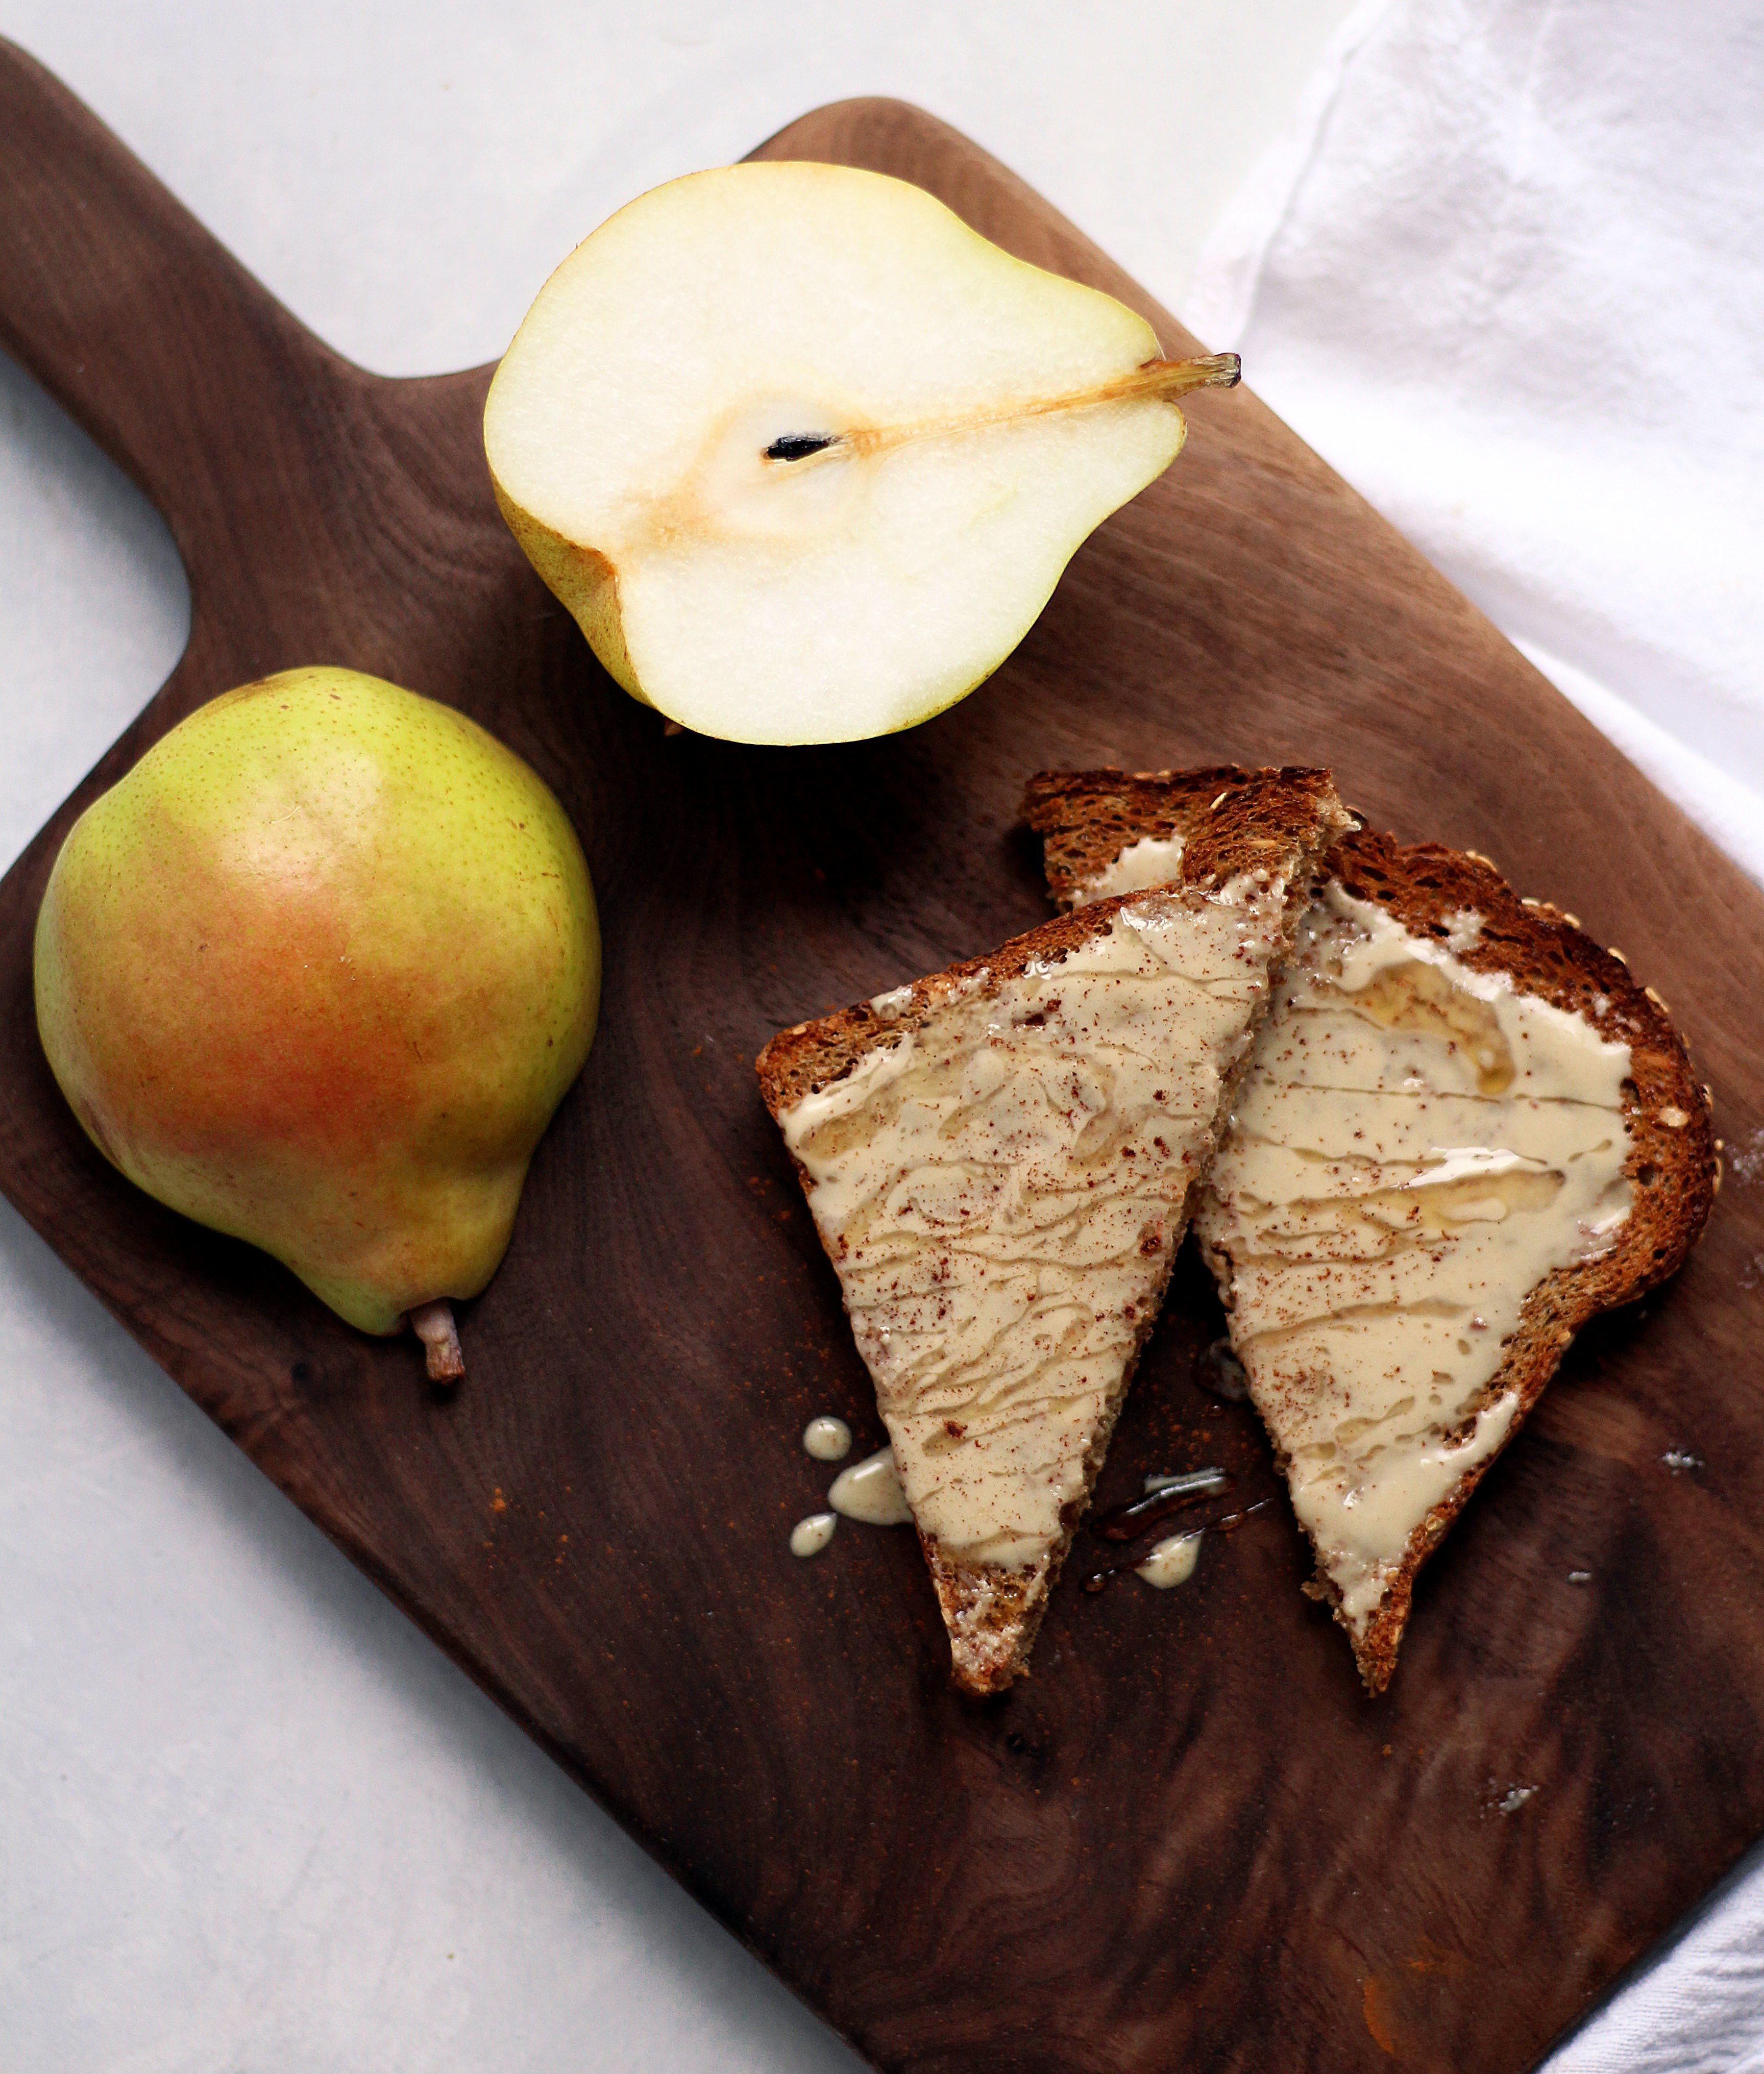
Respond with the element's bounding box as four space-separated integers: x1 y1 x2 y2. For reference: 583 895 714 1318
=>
0 6 1369 2069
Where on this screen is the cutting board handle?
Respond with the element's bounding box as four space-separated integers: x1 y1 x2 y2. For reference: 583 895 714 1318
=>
0 38 350 570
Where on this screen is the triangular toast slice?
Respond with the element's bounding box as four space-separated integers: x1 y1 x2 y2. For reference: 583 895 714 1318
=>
758 769 1349 1693
1026 771 1718 1692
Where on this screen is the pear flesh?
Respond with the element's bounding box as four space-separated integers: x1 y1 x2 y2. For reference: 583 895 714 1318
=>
33 668 600 1373
484 162 1237 745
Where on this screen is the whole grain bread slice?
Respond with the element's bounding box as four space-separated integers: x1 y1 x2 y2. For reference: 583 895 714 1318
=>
1023 764 1350 911
757 770 1350 1694
1024 772 1718 1692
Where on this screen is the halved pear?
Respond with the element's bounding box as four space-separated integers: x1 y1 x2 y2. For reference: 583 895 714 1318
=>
484 161 1236 745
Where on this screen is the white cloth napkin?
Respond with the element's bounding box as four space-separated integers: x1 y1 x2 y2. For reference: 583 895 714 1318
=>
1183 4 1764 2066
1183 0 1764 888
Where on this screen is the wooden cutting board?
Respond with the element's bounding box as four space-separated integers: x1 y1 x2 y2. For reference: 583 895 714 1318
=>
4 39 1761 2074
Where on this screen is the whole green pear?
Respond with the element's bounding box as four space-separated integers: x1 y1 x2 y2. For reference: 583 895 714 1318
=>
34 667 599 1371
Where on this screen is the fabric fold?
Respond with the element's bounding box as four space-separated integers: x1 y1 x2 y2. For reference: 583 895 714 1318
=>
1180 0 1764 891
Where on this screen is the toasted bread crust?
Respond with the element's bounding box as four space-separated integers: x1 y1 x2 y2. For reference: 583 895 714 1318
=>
1026 778 1718 1693
1021 765 1349 911
757 773 1351 1694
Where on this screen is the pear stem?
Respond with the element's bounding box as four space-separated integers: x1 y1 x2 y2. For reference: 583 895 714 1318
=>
410 1300 464 1382
764 352 1241 470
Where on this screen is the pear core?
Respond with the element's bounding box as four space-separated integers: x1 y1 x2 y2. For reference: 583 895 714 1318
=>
33 668 600 1348
484 161 1237 745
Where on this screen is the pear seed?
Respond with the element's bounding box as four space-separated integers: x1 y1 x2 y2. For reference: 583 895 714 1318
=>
765 433 840 462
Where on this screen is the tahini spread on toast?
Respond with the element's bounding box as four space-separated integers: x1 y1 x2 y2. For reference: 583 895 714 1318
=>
1193 882 1632 1633
1075 832 1187 904
777 880 1289 1568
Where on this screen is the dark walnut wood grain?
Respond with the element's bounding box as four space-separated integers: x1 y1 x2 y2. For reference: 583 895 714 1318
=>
3 41 1761 2074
